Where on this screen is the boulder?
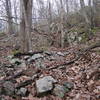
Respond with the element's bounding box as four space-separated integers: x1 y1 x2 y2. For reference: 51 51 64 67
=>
53 82 74 98
53 84 67 98
36 76 57 95
16 88 27 96
10 58 22 65
28 54 44 62
3 81 15 96
35 59 46 69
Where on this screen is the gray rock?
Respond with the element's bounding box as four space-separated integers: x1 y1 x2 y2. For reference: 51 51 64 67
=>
28 54 44 62
0 81 3 95
49 56 56 61
16 88 27 96
32 74 38 80
53 84 66 98
57 52 65 56
35 59 46 69
67 32 78 45
44 51 52 56
10 58 22 65
7 55 14 60
18 62 26 68
32 54 44 60
24 56 30 60
3 81 15 96
0 96 6 100
63 82 74 90
36 76 57 95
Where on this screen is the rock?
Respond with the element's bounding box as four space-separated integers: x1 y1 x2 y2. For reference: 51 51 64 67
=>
18 62 26 69
32 54 44 60
24 56 30 60
53 84 67 98
67 32 78 45
78 37 82 42
63 82 74 90
10 58 22 65
3 81 15 96
32 74 38 80
44 51 52 56
7 55 14 60
49 56 56 61
35 59 46 69
16 88 27 96
36 76 57 95
57 52 65 56
53 82 74 98
28 54 44 62
0 96 6 100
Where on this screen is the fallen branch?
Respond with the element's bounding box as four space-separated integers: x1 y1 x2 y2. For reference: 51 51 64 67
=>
16 74 39 89
48 41 100 70
5 70 25 81
14 51 43 57
80 41 100 52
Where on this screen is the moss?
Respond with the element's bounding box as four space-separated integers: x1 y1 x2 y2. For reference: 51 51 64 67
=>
34 46 49 51
12 50 21 56
91 27 100 35
80 33 88 43
0 32 5 36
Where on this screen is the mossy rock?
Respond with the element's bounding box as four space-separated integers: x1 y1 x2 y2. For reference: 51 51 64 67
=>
80 33 88 43
91 27 100 35
12 50 21 56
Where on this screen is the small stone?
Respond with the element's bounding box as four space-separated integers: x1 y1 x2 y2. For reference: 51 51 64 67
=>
0 96 6 100
44 51 52 56
53 84 66 98
57 52 64 56
32 74 38 80
49 56 56 61
10 58 22 65
35 59 46 69
3 81 15 96
36 76 57 95
7 55 14 60
24 56 30 60
19 62 26 68
17 88 27 96
63 82 74 90
32 54 43 60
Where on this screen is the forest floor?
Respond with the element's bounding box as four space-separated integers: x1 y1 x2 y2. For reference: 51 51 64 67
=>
0 32 100 100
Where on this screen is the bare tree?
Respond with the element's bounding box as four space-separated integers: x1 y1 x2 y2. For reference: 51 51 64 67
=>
5 0 14 34
60 0 65 48
20 0 33 52
80 0 90 25
93 0 100 27
65 0 69 13
47 0 52 32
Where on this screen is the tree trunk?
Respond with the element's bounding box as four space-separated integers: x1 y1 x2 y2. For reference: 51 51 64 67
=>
13 0 18 34
66 0 69 14
60 0 65 48
5 0 13 34
20 0 33 52
93 0 100 27
80 0 90 25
